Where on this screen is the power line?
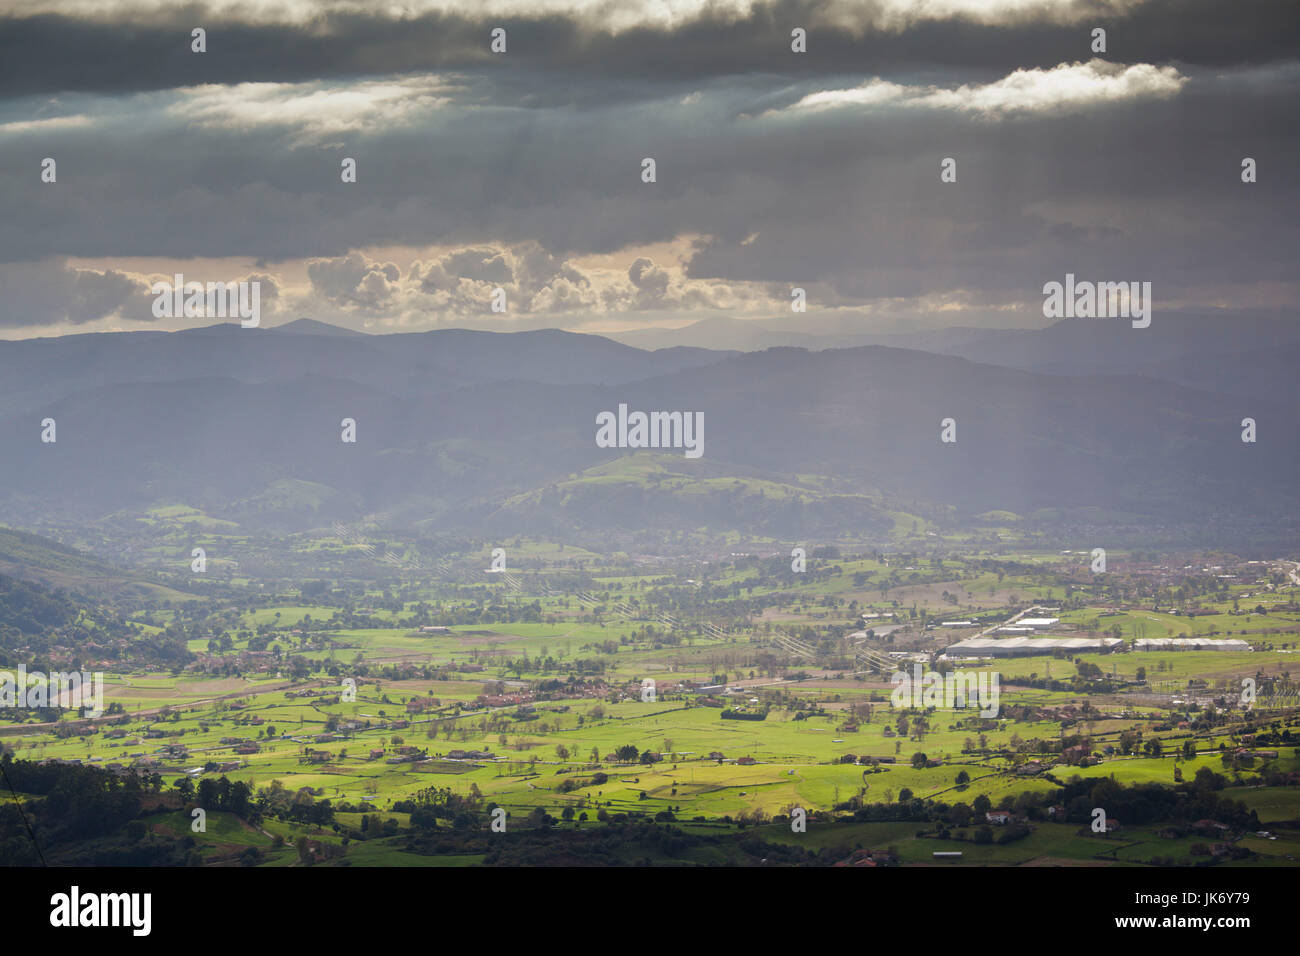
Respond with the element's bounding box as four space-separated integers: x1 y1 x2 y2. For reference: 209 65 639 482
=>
0 756 47 866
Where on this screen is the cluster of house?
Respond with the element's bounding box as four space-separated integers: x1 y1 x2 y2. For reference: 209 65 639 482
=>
192 649 279 673
550 680 608 699
1180 820 1249 857
1235 747 1281 760
284 689 341 703
834 848 899 867
1061 744 1094 766
42 649 116 672
653 751 758 765
358 745 490 763
474 691 534 709
1036 705 1086 723
38 757 167 778
385 745 428 765
404 696 442 714
444 749 494 761
984 806 1082 827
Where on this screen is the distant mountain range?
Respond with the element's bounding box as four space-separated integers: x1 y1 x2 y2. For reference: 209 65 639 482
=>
0 321 730 417
0 315 1293 542
608 311 1300 404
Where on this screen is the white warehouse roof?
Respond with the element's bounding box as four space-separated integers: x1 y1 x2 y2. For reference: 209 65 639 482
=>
946 636 1122 657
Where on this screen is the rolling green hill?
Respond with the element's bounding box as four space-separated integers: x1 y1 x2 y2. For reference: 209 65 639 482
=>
0 527 193 603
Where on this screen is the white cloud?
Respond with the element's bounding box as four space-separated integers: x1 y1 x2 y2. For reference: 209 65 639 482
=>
294 242 787 322
307 253 401 310
782 59 1187 118
0 114 95 136
168 76 461 145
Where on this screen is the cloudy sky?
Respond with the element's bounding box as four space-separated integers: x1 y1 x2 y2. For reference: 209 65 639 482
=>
0 0 1295 338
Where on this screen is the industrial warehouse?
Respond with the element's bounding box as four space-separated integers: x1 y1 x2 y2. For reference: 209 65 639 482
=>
943 637 1123 658
944 635 1256 658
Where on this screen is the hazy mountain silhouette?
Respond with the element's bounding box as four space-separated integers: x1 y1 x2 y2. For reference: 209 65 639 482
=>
0 324 733 418
0 326 1292 538
609 313 1300 410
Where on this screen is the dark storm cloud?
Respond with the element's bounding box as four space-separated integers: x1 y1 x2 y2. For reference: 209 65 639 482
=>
0 259 149 327
1 0 1298 99
0 0 1295 330
683 62 1300 297
1 60 1294 287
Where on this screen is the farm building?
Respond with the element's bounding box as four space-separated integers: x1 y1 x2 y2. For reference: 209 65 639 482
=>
1019 617 1061 628
944 636 1122 658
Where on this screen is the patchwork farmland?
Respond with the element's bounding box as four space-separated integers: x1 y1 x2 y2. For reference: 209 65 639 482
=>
4 542 1298 867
